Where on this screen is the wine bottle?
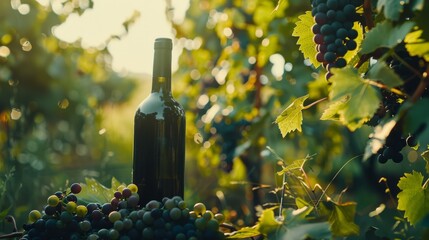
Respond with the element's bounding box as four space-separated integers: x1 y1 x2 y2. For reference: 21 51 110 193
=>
133 38 185 205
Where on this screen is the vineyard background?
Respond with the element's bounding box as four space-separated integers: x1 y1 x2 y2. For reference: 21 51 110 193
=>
1 0 428 239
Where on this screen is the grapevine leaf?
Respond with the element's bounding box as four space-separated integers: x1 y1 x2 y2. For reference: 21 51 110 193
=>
397 171 429 225
275 94 309 138
320 201 359 237
226 226 261 239
256 207 282 235
320 96 349 121
376 0 409 21
277 155 311 175
422 151 429 174
404 30 429 61
363 119 397 161
368 61 403 88
281 222 332 240
329 67 381 131
361 21 415 54
78 177 123 204
292 11 320 68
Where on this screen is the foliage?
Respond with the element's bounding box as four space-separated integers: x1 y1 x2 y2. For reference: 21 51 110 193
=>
0 0 137 229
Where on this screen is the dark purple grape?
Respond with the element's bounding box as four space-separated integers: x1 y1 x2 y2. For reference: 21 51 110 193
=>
318 3 328 13
343 4 356 16
392 152 404 163
44 205 56 216
327 43 337 52
406 135 418 147
335 11 346 21
101 203 113 215
314 13 328 25
324 34 336 43
70 183 82 194
66 194 77 202
337 46 347 56
377 154 388 163
122 188 132 199
334 38 343 46
327 10 336 19
343 21 353 29
325 71 333 80
331 21 342 31
319 44 328 53
321 24 333 35
316 52 325 63
327 0 338 9
313 34 324 44
113 191 122 199
312 24 321 34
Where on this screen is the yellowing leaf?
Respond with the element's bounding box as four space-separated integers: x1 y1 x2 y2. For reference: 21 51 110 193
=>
292 12 320 68
397 171 429 225
422 151 429 174
361 21 415 54
275 95 309 138
256 207 282 235
226 226 260 239
277 155 311 175
78 177 123 204
405 30 429 61
320 96 349 121
329 67 381 131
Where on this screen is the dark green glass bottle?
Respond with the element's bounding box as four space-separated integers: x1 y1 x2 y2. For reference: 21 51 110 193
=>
133 38 185 205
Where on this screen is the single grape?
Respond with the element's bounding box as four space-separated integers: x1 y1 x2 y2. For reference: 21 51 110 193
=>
47 195 60 207
127 183 138 193
113 191 122 199
348 29 358 39
327 43 337 52
346 40 357 50
66 201 77 213
178 200 187 210
170 207 182 221
70 183 82 194
336 28 348 40
109 229 120 240
392 152 404 163
44 205 56 216
324 34 336 44
111 197 120 208
123 218 133 230
194 218 207 230
127 195 139 209
142 227 154 239
122 188 132 199
109 211 121 223
331 21 342 31
87 234 99 240
164 198 176 210
146 200 161 210
324 51 336 63
60 211 73 223
313 34 324 44
203 210 214 220
214 213 225 224
102 203 113 215
66 194 78 202
314 12 328 25
54 191 64 199
406 135 418 147
76 205 88 217
335 10 346 22
327 0 338 9
86 203 98 213
143 211 154 225
312 24 321 34
193 203 207 215
336 46 347 56
327 9 336 19
113 220 124 231
28 210 42 223
319 44 328 53
377 154 388 163
335 57 347 67
343 4 356 16
79 220 91 232
98 228 109 239
317 3 328 13
91 209 103 221
206 219 220 231
320 24 333 35
343 21 354 29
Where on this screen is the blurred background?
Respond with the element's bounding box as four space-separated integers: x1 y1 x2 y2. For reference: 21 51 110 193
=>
0 0 425 237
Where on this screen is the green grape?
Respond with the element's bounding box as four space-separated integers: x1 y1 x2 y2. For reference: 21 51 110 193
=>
60 211 73 223
207 219 220 231
66 201 77 213
109 211 121 223
193 203 206 215
76 205 88 217
28 210 42 223
202 210 214 220
127 183 138 193
143 211 154 224
170 207 182 221
129 210 139 222
79 220 92 232
98 228 109 239
146 200 161 210
177 200 186 210
109 229 120 240
123 218 133 229
214 213 225 224
113 220 124 231
164 198 176 210
194 218 207 230
47 195 60 207
87 234 99 240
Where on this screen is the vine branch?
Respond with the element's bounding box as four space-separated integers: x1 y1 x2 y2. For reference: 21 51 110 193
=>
303 97 328 110
410 65 429 103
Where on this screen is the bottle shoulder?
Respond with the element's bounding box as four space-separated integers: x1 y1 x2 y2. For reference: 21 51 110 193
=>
136 92 185 118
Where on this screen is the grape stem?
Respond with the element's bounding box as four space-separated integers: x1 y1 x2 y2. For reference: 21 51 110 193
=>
302 97 327 110
0 215 23 239
366 80 408 97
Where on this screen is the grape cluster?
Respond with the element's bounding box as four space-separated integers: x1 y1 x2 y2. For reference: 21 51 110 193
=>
311 0 362 80
22 183 225 240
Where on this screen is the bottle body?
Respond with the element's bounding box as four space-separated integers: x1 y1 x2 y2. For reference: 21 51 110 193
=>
132 38 185 205
133 92 185 204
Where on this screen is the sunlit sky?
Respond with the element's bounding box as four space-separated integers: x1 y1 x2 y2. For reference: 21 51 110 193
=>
53 0 189 75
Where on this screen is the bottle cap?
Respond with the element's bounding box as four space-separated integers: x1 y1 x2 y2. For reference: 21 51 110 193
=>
154 38 172 50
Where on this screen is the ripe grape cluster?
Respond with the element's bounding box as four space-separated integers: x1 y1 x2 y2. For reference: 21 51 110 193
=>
22 183 225 240
311 0 362 80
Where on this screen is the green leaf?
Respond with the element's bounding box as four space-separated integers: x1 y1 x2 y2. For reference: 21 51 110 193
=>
275 94 309 138
329 67 381 131
226 226 261 239
361 21 415 54
376 0 409 21
292 12 320 68
320 201 359 237
405 30 429 61
277 155 311 175
256 207 282 235
397 171 429 225
77 177 123 204
368 61 403 87
281 222 332 240
320 96 348 121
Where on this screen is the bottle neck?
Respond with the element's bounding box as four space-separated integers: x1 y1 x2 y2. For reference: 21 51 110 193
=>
152 47 171 93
